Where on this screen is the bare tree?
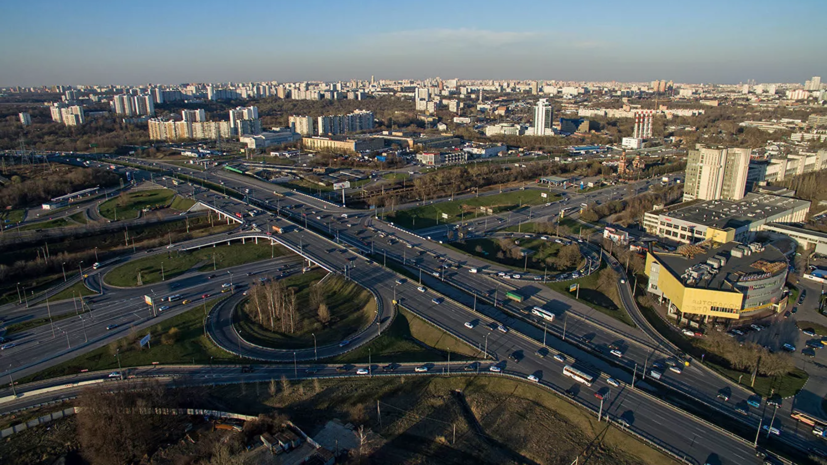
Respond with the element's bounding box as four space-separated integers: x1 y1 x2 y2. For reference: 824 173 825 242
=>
317 302 331 325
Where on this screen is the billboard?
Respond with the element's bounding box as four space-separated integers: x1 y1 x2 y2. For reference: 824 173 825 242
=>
441 213 449 219
144 295 154 306
569 284 578 293
140 333 151 348
333 181 351 190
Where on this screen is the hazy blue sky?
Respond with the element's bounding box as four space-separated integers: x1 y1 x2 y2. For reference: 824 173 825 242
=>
1 0 825 86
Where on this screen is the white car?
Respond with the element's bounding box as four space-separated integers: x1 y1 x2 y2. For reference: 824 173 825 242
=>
497 272 506 277
468 268 478 273
464 321 476 329
610 349 623 358
108 372 121 378
489 365 502 373
553 354 566 363
356 368 369 375
527 374 540 382
497 325 509 333
159 305 170 312
415 365 429 373
669 366 683 374
682 329 695 337
512 274 521 279
750 324 763 332
620 279 626 284
607 378 620 387
540 236 549 241
417 286 427 293
395 279 404 285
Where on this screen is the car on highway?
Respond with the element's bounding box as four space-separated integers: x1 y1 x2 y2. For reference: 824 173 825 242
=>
607 378 620 387
610 349 623 358
382 363 398 372
669 365 683 374
553 353 566 363
767 394 782 407
468 268 478 273
716 392 730 402
417 286 427 293
463 362 479 371
221 282 232 288
508 351 522 363
782 343 796 352
415 365 429 373
761 424 781 436
336 365 350 372
304 367 319 374
1 343 16 350
395 279 405 285
489 364 502 373
497 324 509 333
159 305 170 312
464 321 476 329
202 293 210 299
497 272 506 277
432 297 444 305
338 340 351 348
356 368 369 375
734 405 749 415
106 324 118 330
527 374 540 382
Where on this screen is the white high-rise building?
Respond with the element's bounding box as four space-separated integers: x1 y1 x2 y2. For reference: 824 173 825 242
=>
684 146 751 202
132 95 154 116
289 115 315 136
19 112 31 126
533 99 553 136
229 106 260 136
112 94 134 116
182 109 206 122
806 76 822 91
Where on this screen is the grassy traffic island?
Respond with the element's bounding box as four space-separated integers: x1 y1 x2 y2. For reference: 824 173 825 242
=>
104 241 288 287
20 279 478 383
234 270 376 350
387 189 559 230
447 236 582 274
547 264 636 327
98 188 179 221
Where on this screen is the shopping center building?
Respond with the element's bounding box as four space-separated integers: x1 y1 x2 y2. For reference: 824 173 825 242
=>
645 241 790 321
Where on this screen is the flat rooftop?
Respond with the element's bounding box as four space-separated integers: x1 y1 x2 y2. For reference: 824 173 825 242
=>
655 241 788 290
660 193 810 229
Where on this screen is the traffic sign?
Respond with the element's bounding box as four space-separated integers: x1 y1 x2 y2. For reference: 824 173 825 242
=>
140 333 151 348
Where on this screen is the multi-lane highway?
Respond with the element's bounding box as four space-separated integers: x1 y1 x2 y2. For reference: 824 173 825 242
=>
0 154 816 464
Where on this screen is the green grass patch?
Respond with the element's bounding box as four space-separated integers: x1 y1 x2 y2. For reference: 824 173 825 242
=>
446 237 575 275
20 297 239 383
48 280 95 302
68 212 88 224
0 275 63 306
1 209 25 225
382 172 410 181
332 306 481 363
3 307 90 337
559 217 597 237
169 195 196 211
796 321 827 336
547 265 636 327
388 189 559 230
105 242 287 287
235 271 375 349
19 217 72 231
706 362 808 398
99 189 176 221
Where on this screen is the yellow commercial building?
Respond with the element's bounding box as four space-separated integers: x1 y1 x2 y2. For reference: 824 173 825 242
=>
645 241 789 321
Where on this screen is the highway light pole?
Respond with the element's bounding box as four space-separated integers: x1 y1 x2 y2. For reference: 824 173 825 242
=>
598 395 605 422
115 349 123 380
293 352 297 378
368 348 372 378
16 282 21 304
61 262 66 281
161 262 165 281
312 333 317 361
483 333 489 360
766 404 779 439
78 261 84 279
563 313 568 341
8 367 16 397
543 322 547 347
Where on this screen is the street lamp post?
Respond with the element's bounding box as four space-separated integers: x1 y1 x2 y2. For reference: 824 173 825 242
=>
161 262 165 281
115 350 123 380
483 333 489 360
61 262 66 281
312 333 317 361
16 282 21 304
293 352 297 378
78 261 84 278
543 322 547 347
94 247 98 262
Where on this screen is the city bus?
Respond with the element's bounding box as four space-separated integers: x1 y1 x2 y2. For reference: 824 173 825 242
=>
165 294 183 302
505 291 525 303
531 306 556 322
791 409 826 427
563 365 595 387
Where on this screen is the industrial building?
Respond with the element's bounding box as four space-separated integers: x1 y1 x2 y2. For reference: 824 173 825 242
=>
645 241 790 321
643 193 811 245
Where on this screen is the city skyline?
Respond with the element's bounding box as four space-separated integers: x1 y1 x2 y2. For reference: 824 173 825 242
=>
1 0 826 87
